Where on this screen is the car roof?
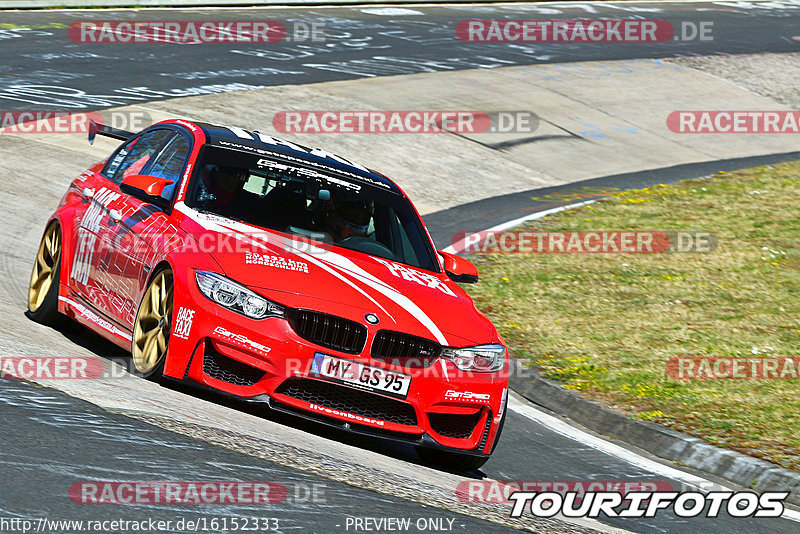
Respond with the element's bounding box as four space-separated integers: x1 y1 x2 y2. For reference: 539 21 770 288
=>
188 121 400 194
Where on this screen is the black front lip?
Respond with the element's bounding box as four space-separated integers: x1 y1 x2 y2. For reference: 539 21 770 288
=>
169 374 490 458
266 395 490 458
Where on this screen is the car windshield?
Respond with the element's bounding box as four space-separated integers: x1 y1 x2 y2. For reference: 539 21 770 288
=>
185 146 439 272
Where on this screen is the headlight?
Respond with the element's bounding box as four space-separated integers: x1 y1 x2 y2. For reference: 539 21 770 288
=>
440 344 506 372
195 271 285 320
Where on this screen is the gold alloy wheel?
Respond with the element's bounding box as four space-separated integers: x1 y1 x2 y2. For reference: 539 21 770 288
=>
132 270 174 374
28 223 61 313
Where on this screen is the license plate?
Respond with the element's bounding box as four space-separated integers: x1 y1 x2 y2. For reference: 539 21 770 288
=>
309 353 411 399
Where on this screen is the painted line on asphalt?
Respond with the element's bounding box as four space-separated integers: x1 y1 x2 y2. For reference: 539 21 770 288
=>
508 395 800 523
442 199 596 254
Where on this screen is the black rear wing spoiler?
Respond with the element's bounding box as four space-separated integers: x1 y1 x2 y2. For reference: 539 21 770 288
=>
88 120 134 145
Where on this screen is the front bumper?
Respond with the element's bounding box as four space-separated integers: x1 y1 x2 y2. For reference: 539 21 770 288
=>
164 269 508 455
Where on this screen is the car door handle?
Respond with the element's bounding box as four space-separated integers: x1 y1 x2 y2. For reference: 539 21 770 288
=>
108 209 122 225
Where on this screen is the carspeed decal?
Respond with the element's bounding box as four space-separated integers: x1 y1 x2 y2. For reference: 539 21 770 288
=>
177 162 192 202
445 390 491 403
172 307 195 340
70 481 286 505
508 490 789 519
213 326 271 357
214 140 390 190
172 120 198 132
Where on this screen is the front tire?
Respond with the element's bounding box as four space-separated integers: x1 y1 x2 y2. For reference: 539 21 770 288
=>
415 446 490 472
27 222 65 327
131 268 174 381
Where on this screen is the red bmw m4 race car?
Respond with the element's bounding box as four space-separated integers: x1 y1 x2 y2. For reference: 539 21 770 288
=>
26 119 509 470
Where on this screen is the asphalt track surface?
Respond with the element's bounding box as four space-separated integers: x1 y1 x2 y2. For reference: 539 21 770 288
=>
2 2 800 534
0 379 515 534
0 2 799 110
425 149 800 247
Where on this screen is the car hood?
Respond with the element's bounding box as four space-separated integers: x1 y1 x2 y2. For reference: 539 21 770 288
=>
179 209 496 347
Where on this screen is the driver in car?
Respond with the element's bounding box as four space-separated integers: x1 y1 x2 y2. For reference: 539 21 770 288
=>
324 196 374 242
197 165 254 216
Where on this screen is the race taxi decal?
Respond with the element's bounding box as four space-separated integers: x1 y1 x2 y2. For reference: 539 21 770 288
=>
374 258 456 297
173 307 195 339
244 251 309 273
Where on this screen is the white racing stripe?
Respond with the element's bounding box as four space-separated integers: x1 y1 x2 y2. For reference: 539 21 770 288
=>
290 242 449 345
181 207 395 319
283 244 396 322
508 396 800 523
177 205 451 342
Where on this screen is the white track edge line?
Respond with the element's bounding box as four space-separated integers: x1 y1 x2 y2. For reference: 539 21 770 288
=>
508 396 800 523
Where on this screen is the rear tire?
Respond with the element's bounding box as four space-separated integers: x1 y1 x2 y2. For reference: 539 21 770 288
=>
27 222 65 328
415 446 490 472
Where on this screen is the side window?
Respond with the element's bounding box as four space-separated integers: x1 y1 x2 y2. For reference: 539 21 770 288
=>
148 134 190 200
103 130 174 184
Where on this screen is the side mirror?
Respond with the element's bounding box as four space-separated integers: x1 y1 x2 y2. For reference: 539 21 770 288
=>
438 250 479 283
120 174 172 209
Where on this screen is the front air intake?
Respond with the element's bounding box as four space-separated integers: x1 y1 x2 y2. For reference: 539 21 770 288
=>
371 330 441 368
288 310 367 354
275 378 418 426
